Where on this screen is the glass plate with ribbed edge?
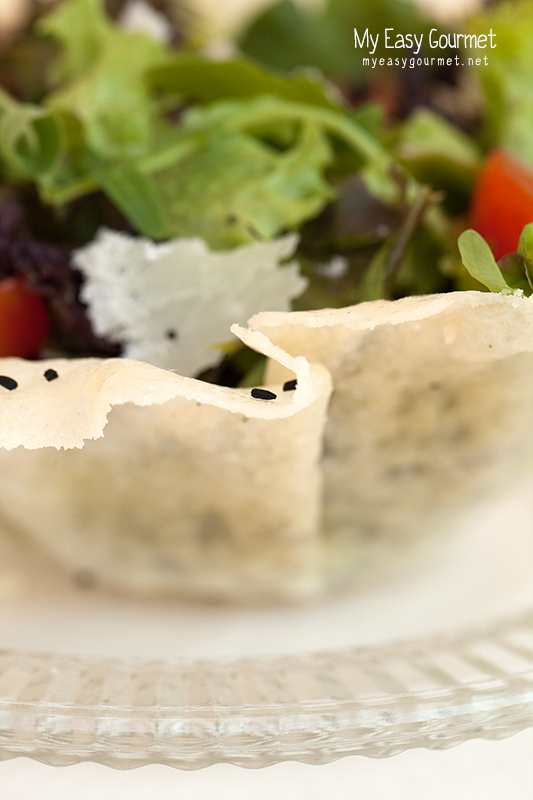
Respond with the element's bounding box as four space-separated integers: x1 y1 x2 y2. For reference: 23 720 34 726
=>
0 610 532 769
0 477 532 769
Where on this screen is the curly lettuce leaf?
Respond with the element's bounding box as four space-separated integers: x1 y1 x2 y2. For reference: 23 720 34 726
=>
9 0 421 256
93 94 400 247
0 88 63 178
23 0 393 247
39 0 168 160
97 111 334 247
37 0 114 84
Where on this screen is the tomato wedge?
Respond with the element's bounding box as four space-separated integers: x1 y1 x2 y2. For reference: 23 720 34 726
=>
470 149 533 260
0 275 50 358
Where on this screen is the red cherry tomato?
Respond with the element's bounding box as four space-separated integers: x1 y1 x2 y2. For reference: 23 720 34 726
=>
470 149 533 260
0 275 50 358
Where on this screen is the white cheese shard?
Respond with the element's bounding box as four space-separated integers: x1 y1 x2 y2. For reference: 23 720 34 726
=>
0 329 332 599
250 291 533 583
74 229 307 376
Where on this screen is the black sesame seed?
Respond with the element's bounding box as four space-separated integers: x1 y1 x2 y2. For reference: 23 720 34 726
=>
251 388 277 400
166 329 178 340
0 375 17 391
283 379 297 392
44 368 59 382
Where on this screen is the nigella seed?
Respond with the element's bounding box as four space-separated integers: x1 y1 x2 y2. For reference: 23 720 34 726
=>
251 388 277 400
44 368 59 382
0 375 18 390
283 379 297 392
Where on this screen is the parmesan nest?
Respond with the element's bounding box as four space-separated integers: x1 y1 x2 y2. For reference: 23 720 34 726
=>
0 290 531 602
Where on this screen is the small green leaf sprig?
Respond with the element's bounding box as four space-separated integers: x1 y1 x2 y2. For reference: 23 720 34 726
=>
458 223 533 296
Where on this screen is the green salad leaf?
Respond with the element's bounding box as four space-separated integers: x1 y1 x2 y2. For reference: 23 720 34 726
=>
98 162 169 240
148 55 342 110
144 114 334 249
500 222 533 294
3 0 408 248
0 88 63 178
37 0 114 84
518 222 533 280
458 228 533 296
92 94 387 247
239 0 439 78
458 229 512 293
40 0 168 161
468 0 533 166
46 34 166 161
396 109 481 214
238 0 361 79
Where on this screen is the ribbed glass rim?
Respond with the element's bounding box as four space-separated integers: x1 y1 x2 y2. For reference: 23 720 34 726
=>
1 608 531 769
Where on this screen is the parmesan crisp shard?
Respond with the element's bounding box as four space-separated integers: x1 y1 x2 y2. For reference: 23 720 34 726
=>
0 329 332 600
0 291 531 601
249 291 533 585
